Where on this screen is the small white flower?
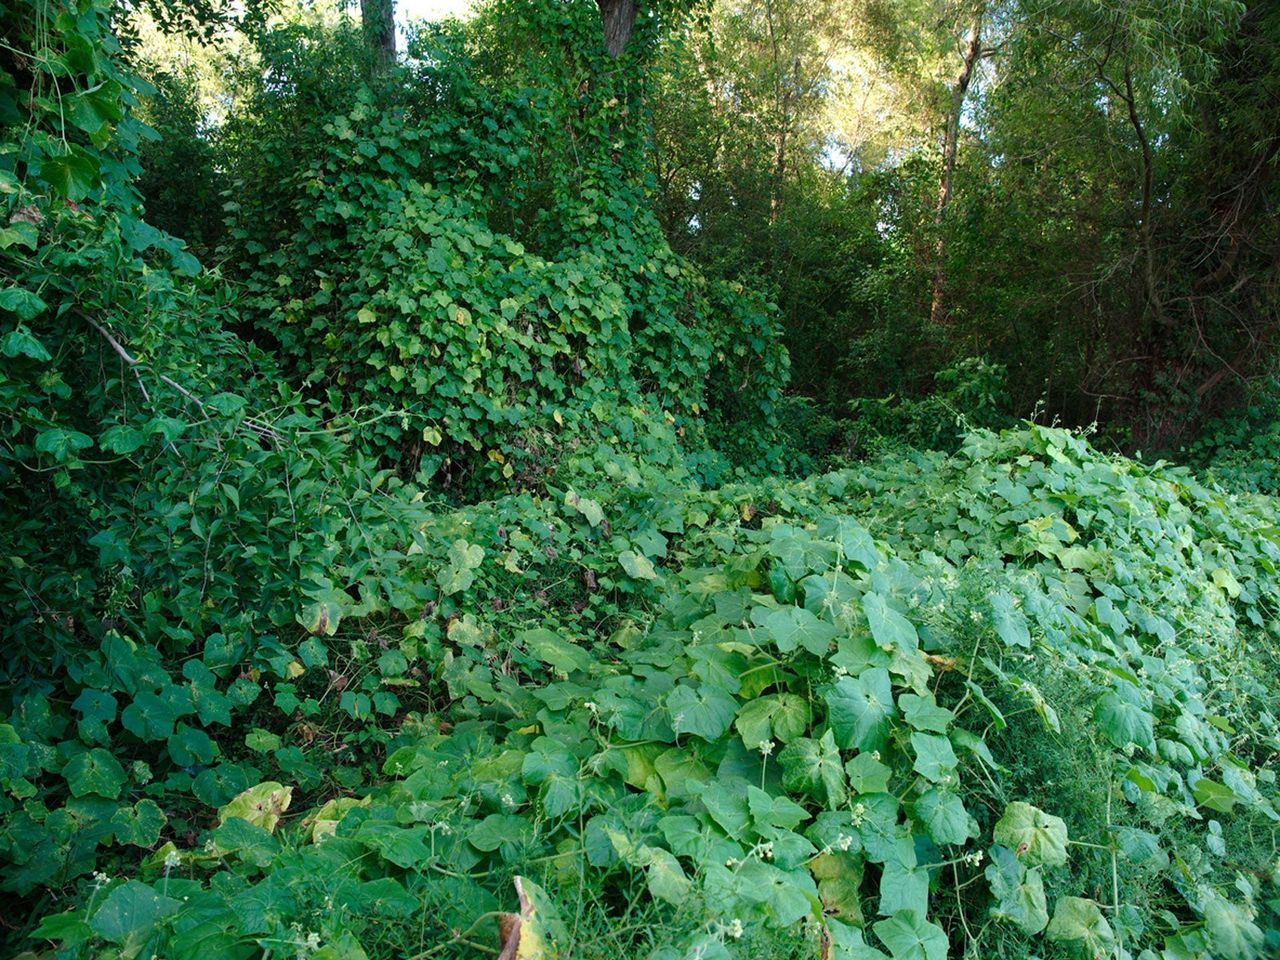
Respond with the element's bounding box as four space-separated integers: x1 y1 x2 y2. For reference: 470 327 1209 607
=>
759 740 775 757
726 918 744 940
163 849 181 870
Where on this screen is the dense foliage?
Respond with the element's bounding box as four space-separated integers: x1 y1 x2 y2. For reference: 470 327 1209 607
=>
649 0 1280 448
2 0 1279 958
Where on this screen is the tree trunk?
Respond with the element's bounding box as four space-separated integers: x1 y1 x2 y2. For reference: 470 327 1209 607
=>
361 0 395 65
1121 62 1163 326
596 0 638 57
764 0 797 225
929 9 985 328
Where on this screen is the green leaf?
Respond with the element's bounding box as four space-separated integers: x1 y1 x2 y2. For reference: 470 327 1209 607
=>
99 424 148 455
863 593 918 652
1112 826 1168 868
694 780 751 838
779 730 847 806
64 748 126 799
1192 776 1238 813
1203 894 1264 960
39 148 100 200
909 733 958 783
898 693 952 733
825 919 890 959
734 694 812 748
759 605 839 656
738 860 819 925
71 688 117 743
35 427 94 462
1 325 51 360
641 846 691 905
0 221 38 250
667 683 737 740
747 785 810 833
439 540 485 595
521 628 592 674
0 284 48 321
110 799 166 847
31 911 93 947
1045 897 1114 956
1211 567 1242 599
89 881 180 942
1095 692 1154 751
992 801 1068 868
984 845 1048 935
313 932 370 960
873 910 948 960
350 821 431 867
826 668 896 752
914 787 974 846
245 729 282 753
469 813 532 853
989 591 1031 648
168 724 216 766
306 796 370 842
619 550 658 580
878 859 929 916
845 752 893 793
211 816 280 866
565 490 604 526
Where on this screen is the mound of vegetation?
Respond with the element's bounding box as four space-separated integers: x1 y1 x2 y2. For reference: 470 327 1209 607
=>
6 422 1279 959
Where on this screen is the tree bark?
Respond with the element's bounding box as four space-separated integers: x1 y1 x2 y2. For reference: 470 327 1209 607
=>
929 8 985 328
764 0 798 226
1121 62 1163 326
596 0 638 57
361 0 395 65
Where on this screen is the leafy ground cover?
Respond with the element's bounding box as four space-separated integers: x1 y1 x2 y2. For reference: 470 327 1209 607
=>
6 424 1278 959
2 1 1278 958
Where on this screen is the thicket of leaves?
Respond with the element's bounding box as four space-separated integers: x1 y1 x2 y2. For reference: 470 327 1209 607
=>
1 1 1278 959
202 11 787 489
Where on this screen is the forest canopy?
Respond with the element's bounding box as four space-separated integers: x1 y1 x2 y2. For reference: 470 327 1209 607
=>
0 0 1278 958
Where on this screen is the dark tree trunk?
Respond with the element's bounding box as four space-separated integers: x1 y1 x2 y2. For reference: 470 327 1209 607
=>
929 8 985 328
596 0 638 57
361 0 395 65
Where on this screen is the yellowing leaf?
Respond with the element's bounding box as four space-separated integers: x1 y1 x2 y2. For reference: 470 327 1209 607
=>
218 782 293 833
496 876 568 960
304 796 370 843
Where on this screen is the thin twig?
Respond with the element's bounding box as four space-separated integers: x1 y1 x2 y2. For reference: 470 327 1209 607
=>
82 312 206 412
